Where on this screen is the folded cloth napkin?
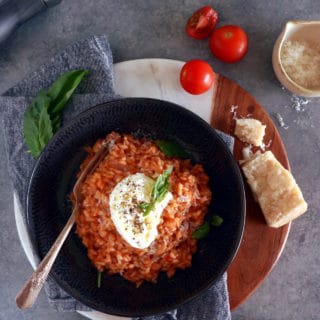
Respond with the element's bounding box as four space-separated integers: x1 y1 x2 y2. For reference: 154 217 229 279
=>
0 35 232 320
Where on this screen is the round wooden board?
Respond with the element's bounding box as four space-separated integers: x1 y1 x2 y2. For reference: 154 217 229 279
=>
14 60 291 319
211 74 291 310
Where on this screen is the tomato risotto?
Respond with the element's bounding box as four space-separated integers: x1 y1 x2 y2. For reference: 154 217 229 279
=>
75 132 212 286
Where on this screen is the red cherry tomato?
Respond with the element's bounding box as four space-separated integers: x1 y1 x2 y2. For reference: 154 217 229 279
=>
180 60 215 95
209 25 248 63
186 6 219 39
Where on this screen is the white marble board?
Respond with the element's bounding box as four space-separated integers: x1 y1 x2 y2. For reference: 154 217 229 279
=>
15 58 215 320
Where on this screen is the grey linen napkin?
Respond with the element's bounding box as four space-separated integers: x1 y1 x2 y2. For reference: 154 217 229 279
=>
0 35 232 320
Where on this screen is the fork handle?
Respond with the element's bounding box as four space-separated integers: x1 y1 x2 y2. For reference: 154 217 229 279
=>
15 209 77 309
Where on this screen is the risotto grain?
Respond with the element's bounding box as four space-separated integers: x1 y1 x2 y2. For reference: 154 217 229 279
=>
75 132 211 286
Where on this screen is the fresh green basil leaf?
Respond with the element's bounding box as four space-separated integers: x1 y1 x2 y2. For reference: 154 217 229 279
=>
142 204 154 217
138 203 149 211
155 140 190 158
138 202 154 216
143 166 172 216
97 271 102 288
151 166 172 202
38 107 53 149
51 114 61 134
23 91 52 158
138 202 153 215
47 69 88 115
211 215 223 226
23 70 88 158
192 222 210 239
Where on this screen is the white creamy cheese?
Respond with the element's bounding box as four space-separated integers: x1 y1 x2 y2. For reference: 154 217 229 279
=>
109 173 173 249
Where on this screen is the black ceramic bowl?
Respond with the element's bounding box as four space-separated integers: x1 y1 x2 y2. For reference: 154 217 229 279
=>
27 98 245 317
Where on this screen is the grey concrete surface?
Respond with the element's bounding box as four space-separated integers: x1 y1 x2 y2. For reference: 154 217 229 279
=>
0 1 319 319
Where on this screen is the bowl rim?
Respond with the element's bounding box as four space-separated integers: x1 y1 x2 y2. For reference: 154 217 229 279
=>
27 97 246 317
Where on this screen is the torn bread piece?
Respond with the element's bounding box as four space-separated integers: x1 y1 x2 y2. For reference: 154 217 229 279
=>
241 151 307 228
235 118 266 147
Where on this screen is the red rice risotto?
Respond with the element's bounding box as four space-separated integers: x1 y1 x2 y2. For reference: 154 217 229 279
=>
75 132 212 286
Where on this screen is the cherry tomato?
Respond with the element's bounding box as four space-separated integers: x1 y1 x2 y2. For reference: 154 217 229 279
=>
209 25 248 63
186 6 218 39
180 60 215 95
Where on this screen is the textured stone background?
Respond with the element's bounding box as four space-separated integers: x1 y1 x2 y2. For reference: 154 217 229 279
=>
0 1 319 319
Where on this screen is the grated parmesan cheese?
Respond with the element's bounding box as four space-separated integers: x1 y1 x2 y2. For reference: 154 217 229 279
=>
230 105 238 120
281 40 320 89
290 95 310 112
275 112 289 129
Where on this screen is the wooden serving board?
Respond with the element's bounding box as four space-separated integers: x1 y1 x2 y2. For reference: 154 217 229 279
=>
114 60 291 313
15 59 291 320
211 74 291 310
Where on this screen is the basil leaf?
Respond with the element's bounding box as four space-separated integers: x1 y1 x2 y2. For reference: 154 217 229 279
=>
211 215 223 226
143 204 154 216
155 140 190 158
138 203 150 211
151 166 172 202
38 107 54 149
51 114 61 134
141 166 173 216
47 69 88 115
192 222 210 239
138 202 153 216
192 215 223 240
23 69 88 158
97 271 102 288
23 91 53 158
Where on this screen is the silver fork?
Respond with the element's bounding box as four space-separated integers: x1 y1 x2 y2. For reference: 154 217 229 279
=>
16 139 114 309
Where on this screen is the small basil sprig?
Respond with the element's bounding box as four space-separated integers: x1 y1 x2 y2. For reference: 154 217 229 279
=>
192 222 210 239
155 140 191 159
138 166 173 216
192 215 224 239
23 69 88 158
